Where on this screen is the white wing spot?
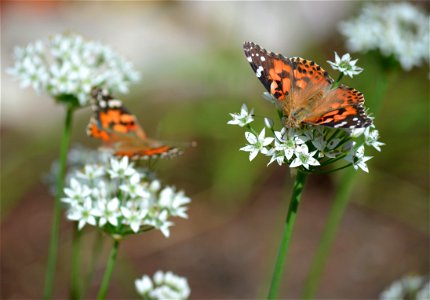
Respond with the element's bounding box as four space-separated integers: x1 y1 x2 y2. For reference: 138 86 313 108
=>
108 99 122 107
247 56 252 62
261 56 266 62
256 66 264 78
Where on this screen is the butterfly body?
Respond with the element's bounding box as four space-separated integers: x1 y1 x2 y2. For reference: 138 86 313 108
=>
87 88 180 159
243 42 371 129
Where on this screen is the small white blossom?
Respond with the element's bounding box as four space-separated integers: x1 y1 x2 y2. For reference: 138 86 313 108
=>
240 129 274 161
380 275 429 300
108 156 135 178
67 197 99 230
227 104 254 127
8 33 140 106
340 2 429 71
345 145 372 173
327 52 363 78
364 126 385 152
135 271 190 300
290 144 320 170
97 198 120 227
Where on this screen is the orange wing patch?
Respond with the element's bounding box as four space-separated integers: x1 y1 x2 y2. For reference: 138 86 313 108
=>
87 88 180 159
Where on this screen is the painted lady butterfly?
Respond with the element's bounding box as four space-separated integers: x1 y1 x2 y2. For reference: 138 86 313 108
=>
243 42 371 129
87 88 181 159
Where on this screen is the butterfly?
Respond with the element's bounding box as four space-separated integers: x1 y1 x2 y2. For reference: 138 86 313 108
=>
87 87 181 159
243 42 372 129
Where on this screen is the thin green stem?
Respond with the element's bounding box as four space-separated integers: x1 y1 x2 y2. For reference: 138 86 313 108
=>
70 225 82 300
301 67 394 299
301 168 356 299
44 105 75 300
268 171 308 300
97 239 120 300
83 231 105 297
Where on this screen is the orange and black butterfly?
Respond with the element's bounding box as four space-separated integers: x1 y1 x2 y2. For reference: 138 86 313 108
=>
87 88 181 159
243 42 371 129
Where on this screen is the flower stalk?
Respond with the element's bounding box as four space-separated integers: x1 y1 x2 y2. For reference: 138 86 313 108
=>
97 239 120 300
71 225 82 300
301 168 355 299
268 171 308 299
44 104 75 300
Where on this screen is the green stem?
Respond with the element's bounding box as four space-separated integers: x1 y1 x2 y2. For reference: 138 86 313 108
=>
70 225 82 300
268 171 308 299
97 239 120 300
301 168 356 299
44 105 75 300
83 231 105 297
301 68 394 299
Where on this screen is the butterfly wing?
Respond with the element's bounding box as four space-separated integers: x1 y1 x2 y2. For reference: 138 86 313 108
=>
243 41 294 103
87 88 178 158
302 85 372 128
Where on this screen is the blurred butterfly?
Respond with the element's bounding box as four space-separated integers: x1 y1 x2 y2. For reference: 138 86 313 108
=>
87 88 181 159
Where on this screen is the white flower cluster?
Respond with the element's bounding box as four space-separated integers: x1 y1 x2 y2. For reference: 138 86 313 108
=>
228 105 383 173
8 33 140 105
327 52 363 78
340 2 429 71
62 156 190 237
44 145 111 195
135 271 190 300
380 275 429 300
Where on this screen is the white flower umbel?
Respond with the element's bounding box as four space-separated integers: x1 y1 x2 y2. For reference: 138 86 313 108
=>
62 156 190 237
227 104 254 127
380 275 429 300
327 52 363 78
230 106 383 173
8 33 140 106
340 2 429 71
240 128 274 161
135 271 191 300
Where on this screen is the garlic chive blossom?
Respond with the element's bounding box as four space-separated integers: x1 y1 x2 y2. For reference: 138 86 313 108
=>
8 33 140 105
135 271 191 300
227 104 254 127
327 52 363 78
339 2 429 71
62 156 190 237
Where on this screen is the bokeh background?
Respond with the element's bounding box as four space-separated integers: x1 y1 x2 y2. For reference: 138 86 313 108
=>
1 1 429 299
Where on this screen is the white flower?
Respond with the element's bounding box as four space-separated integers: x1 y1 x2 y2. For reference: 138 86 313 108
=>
8 33 140 106
290 144 320 170
380 275 429 300
67 197 99 230
62 178 91 205
327 52 363 78
364 126 385 152
108 157 135 178
97 198 120 227
227 104 254 127
120 173 150 199
240 129 274 161
136 271 190 300
312 135 341 158
345 145 372 173
340 2 429 71
121 206 148 233
148 210 173 237
135 275 153 296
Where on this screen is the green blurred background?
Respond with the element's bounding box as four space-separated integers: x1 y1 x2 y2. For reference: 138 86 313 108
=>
1 1 429 299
